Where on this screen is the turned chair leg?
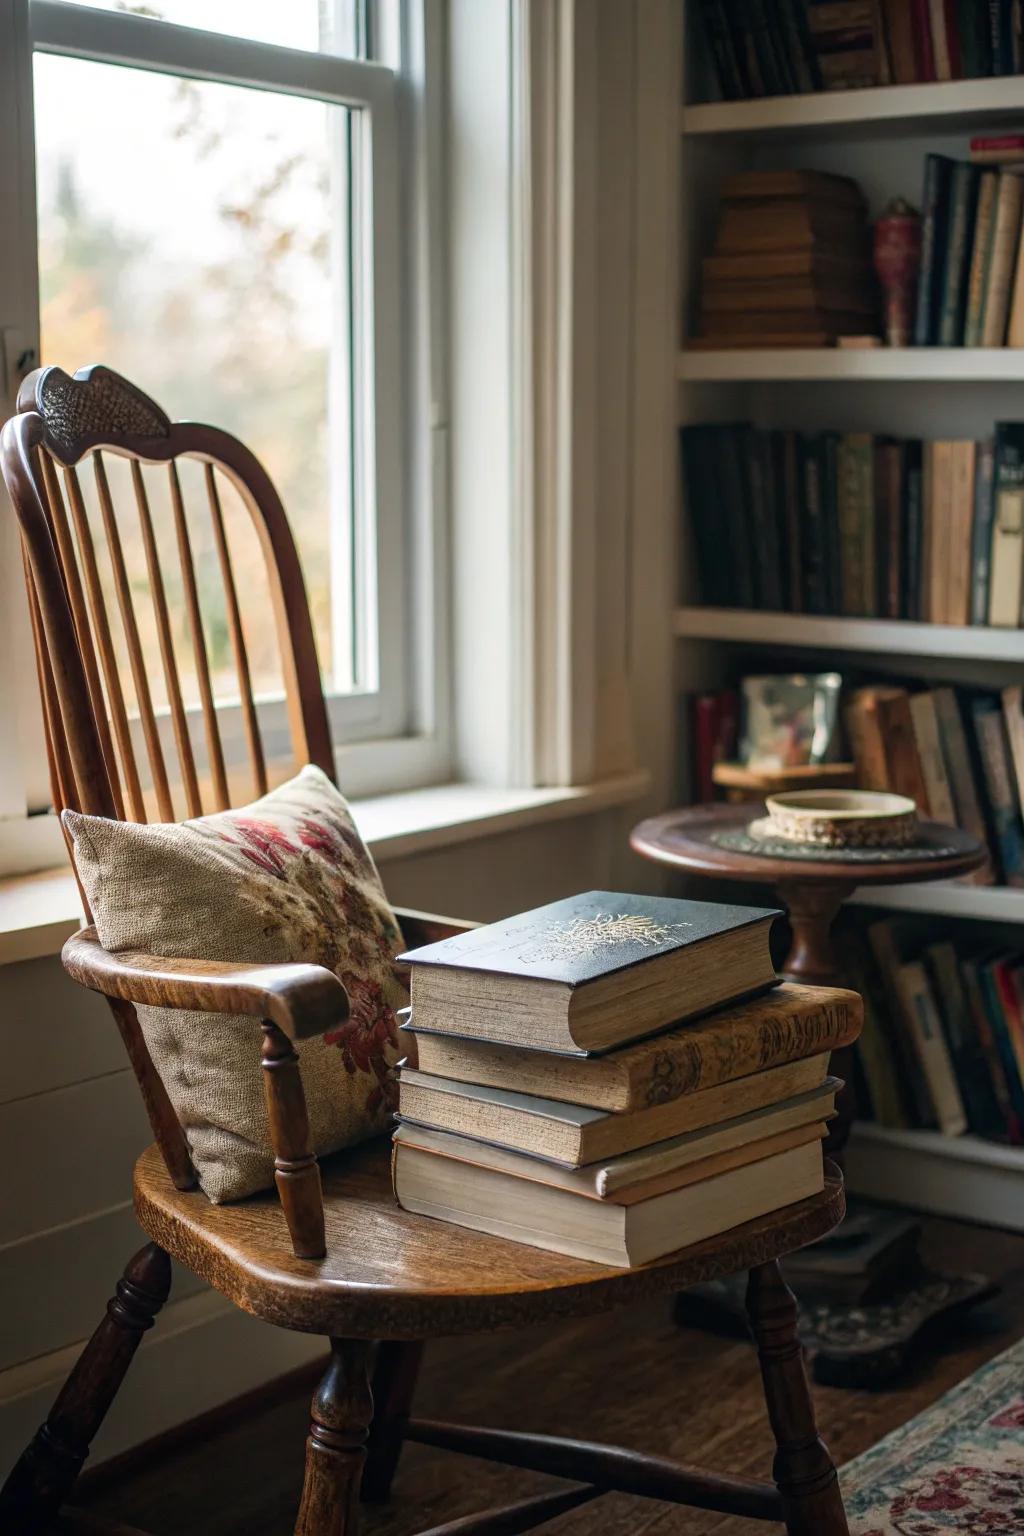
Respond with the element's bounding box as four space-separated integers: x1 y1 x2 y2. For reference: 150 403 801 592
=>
0 1242 171 1534
362 1340 423 1503
295 1339 374 1536
746 1261 849 1536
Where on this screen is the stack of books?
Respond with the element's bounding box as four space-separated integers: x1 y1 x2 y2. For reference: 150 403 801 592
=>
695 2 1022 103
393 892 860 1268
916 151 1024 348
681 420 1024 626
693 172 876 350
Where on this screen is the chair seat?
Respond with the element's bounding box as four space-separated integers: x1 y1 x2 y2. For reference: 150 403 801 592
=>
133 1138 845 1340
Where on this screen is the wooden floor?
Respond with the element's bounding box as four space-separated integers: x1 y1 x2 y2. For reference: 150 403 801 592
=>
74 1214 1024 1535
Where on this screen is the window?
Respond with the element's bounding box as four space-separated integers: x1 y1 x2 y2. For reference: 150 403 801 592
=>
0 0 447 858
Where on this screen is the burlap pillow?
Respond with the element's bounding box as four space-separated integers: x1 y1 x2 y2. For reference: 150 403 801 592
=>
63 764 407 1202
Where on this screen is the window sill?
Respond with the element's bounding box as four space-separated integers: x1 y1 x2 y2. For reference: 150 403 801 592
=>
0 770 651 966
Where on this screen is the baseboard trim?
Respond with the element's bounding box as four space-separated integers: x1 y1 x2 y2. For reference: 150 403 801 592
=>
76 1354 326 1497
0 1293 326 1476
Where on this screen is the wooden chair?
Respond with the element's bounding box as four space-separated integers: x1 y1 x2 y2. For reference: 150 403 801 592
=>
0 364 851 1536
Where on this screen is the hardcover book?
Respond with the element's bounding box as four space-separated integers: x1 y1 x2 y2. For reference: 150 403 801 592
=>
393 1137 824 1268
399 891 781 1055
405 981 861 1112
397 1053 830 1166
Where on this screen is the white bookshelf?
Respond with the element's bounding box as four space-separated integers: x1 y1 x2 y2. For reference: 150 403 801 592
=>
683 75 1024 139
846 1123 1024 1232
672 606 1024 662
674 52 1024 1226
849 882 1024 924
678 348 1024 384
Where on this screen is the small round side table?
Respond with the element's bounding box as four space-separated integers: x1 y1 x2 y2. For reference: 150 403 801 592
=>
630 801 991 1386
630 801 986 1000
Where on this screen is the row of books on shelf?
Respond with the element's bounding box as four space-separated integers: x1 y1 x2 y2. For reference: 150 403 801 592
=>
394 893 846 1267
842 916 1024 1145
691 681 1024 886
695 0 1023 103
915 153 1024 348
681 421 1024 626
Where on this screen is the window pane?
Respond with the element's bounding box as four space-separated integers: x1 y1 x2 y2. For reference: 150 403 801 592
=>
35 52 363 697
39 1 364 56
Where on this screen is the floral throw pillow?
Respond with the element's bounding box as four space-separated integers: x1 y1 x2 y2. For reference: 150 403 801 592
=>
63 764 407 1202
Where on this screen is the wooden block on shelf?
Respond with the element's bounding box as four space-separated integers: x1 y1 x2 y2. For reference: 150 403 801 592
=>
712 760 858 802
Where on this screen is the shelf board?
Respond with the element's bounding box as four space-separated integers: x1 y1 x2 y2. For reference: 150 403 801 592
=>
673 606 1024 662
849 882 1024 924
846 1122 1024 1231
677 347 1024 383
682 76 1024 138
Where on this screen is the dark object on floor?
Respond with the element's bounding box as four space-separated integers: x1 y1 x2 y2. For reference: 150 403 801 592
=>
675 1266 999 1388
783 1206 923 1305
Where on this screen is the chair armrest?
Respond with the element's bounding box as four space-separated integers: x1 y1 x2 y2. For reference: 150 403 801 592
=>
62 925 349 1042
63 925 336 1260
394 907 480 948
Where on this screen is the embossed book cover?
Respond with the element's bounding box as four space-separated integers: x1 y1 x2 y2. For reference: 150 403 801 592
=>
399 892 781 1056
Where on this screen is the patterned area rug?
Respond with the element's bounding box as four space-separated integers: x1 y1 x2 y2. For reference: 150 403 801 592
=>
841 1336 1024 1533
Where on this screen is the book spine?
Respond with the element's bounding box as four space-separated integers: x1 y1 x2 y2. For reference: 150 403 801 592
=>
970 437 997 624
747 0 791 92
932 687 996 879
856 433 877 616
914 155 953 345
924 946 1003 1135
773 0 822 89
836 435 864 615
902 441 924 620
626 995 860 1106
937 162 979 345
843 693 892 789
1006 207 1024 346
972 695 1024 884
909 692 958 823
895 961 968 1135
777 430 804 612
912 0 938 76
960 0 993 76
692 693 720 802
881 0 919 79
988 421 1024 626
876 690 932 807
980 172 1024 346
948 439 977 625
964 169 999 345
990 0 1015 71
927 0 954 74
746 428 784 609
925 441 954 622
995 959 1024 1085
682 427 729 606
943 0 963 72
979 962 1024 1130
876 442 904 619
799 433 830 614
962 957 1021 1141
715 425 757 608
694 0 749 98
1002 684 1024 810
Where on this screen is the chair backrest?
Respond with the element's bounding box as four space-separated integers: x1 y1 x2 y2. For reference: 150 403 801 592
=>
1 362 338 1188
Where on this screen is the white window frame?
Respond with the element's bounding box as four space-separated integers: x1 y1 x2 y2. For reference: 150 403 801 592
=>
0 0 451 870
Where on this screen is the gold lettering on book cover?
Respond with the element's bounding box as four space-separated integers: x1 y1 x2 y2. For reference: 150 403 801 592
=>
518 913 693 966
